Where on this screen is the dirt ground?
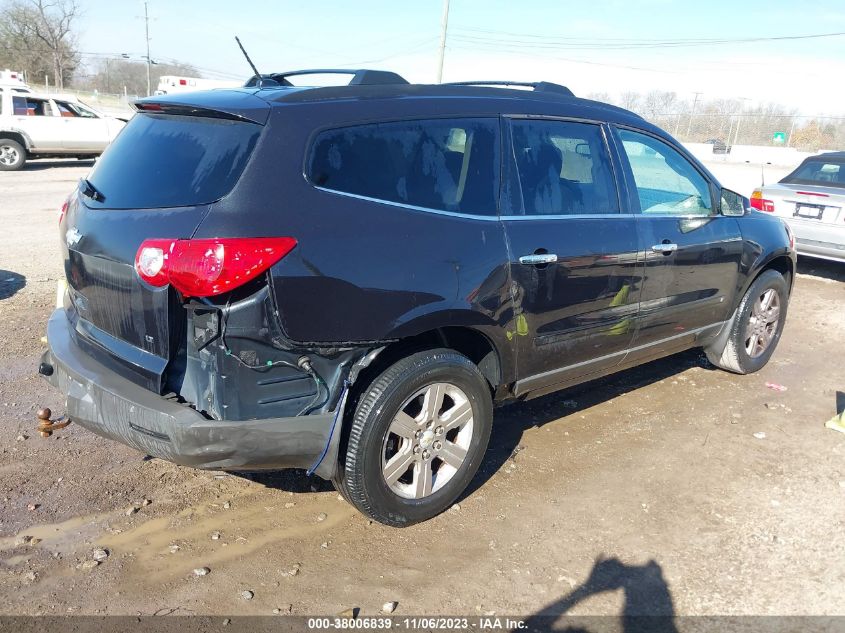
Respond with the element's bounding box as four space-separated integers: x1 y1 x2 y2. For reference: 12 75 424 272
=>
1 161 844 619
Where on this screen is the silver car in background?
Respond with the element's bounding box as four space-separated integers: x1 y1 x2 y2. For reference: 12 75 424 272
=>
751 151 845 263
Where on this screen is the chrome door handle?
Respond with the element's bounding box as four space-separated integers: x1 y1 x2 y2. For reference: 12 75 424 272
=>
519 253 558 265
651 243 678 254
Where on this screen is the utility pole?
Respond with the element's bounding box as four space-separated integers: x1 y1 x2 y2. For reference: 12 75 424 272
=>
786 117 797 148
732 97 751 147
144 1 152 97
685 91 702 138
436 0 450 84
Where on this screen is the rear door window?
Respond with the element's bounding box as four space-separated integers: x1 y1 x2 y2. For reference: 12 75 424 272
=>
510 119 619 215
86 113 261 209
12 96 51 116
307 118 499 216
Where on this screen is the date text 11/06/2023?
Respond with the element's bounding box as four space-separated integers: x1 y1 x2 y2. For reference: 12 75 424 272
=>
306 617 528 630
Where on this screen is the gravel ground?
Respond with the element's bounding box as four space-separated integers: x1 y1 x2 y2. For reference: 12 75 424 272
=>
0 161 844 618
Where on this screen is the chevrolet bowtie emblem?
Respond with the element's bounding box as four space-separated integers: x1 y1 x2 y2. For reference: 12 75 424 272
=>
66 228 82 247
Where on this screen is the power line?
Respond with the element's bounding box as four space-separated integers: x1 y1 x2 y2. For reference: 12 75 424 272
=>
446 44 683 74
450 28 845 50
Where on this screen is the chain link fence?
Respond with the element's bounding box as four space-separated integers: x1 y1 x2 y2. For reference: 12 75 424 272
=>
586 92 844 153
648 112 844 152
27 82 137 117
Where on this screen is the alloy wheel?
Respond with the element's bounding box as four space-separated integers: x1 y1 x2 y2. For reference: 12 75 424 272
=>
744 288 780 358
0 145 20 167
381 382 474 499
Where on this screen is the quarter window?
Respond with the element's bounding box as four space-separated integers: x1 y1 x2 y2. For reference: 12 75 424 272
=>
510 119 619 216
616 129 713 216
307 118 499 216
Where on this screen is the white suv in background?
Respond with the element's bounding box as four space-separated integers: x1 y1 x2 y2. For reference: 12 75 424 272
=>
0 89 127 171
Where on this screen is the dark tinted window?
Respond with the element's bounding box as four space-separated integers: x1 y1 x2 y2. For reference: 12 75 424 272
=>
511 120 619 216
782 159 845 188
308 118 499 216
86 113 261 209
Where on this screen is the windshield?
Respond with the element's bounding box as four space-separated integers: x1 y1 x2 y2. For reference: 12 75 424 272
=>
86 113 261 209
781 158 845 189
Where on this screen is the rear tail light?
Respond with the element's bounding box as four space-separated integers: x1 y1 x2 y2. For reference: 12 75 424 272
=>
134 237 297 297
750 189 775 212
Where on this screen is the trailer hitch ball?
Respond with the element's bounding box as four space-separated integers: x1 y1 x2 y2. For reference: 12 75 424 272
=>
36 406 71 438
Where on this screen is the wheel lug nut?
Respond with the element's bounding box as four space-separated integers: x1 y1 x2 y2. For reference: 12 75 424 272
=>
433 441 442 450
413 445 421 454
426 421 433 429
435 426 444 435
422 450 431 460
414 430 422 439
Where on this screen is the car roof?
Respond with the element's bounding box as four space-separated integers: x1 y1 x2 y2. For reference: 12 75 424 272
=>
136 68 651 130
264 83 644 123
807 151 845 162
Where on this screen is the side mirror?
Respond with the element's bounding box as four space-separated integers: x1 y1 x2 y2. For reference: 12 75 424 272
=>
720 188 747 217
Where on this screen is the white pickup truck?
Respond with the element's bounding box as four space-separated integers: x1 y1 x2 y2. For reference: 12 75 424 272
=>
0 87 127 171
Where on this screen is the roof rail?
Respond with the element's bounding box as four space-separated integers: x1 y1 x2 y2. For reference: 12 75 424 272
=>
445 80 574 97
245 69 409 88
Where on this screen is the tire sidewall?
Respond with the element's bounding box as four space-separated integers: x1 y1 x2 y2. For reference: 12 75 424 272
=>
0 140 25 171
733 270 789 373
352 352 492 525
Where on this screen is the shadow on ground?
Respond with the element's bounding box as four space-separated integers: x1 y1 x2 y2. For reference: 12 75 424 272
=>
462 348 708 500
23 159 96 171
0 270 26 300
797 256 844 283
523 556 677 633
243 349 707 500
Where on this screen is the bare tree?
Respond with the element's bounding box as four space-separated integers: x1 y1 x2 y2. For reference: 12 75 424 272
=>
75 59 202 97
0 0 80 89
619 91 640 112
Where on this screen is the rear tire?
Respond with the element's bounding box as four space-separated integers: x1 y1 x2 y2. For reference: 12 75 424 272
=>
0 139 26 171
706 269 788 374
334 349 492 527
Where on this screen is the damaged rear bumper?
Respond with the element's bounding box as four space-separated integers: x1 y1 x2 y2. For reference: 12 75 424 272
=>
40 309 341 478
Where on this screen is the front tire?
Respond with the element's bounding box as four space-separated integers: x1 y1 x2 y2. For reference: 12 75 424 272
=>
335 349 493 527
0 139 26 171
706 269 789 374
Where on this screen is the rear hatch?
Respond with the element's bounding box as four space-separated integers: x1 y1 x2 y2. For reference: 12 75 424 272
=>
762 182 843 223
60 95 267 392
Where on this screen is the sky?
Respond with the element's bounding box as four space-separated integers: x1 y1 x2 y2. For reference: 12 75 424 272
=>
74 0 845 115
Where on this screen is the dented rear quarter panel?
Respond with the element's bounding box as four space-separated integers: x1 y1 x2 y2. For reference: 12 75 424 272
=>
194 100 518 384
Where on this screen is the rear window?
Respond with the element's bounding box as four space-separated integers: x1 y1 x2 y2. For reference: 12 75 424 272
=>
86 113 261 209
307 118 499 216
782 159 845 189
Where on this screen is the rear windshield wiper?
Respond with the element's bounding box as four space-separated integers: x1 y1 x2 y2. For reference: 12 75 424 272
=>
79 178 105 203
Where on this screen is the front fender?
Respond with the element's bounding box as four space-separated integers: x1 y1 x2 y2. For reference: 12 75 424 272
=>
734 213 796 305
